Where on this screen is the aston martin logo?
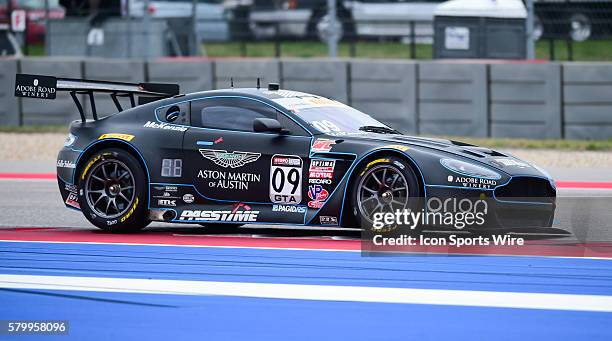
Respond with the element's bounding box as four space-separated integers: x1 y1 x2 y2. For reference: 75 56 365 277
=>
199 149 261 169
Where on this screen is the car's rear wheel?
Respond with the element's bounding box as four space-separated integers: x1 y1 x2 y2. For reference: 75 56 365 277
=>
78 148 150 232
350 156 421 230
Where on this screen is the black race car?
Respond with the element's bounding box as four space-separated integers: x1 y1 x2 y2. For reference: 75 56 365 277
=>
15 74 556 232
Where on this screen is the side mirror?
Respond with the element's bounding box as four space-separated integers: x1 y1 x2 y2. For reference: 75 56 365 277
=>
254 118 284 133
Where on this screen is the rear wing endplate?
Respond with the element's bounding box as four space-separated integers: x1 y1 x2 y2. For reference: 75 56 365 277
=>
14 74 180 122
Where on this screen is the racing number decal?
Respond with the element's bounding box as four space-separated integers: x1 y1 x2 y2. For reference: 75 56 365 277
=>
270 155 303 204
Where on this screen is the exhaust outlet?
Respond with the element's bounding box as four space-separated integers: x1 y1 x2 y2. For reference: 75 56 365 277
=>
162 210 176 222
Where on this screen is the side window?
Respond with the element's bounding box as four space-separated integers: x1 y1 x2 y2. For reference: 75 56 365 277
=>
161 102 189 125
191 97 277 132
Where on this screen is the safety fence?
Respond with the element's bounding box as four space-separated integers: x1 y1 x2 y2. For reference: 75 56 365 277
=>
1 57 611 140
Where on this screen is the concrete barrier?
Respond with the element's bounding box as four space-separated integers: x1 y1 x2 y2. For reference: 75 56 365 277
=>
213 59 280 89
563 63 612 140
148 59 213 93
83 59 146 116
350 60 417 133
418 62 488 137
19 58 83 125
0 59 19 126
281 59 348 103
490 63 562 139
3 57 612 141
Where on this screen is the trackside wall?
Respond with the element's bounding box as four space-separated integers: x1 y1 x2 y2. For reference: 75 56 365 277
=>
2 57 612 140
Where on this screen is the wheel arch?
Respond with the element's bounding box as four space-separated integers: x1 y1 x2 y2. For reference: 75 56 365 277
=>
73 139 151 190
340 149 426 227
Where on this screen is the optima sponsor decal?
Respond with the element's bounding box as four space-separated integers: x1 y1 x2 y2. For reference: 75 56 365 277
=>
179 209 259 222
309 159 335 179
144 121 188 132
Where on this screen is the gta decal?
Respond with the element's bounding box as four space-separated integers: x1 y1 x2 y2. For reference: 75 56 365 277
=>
270 154 303 204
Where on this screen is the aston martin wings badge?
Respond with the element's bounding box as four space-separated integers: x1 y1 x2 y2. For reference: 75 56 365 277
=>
199 149 262 168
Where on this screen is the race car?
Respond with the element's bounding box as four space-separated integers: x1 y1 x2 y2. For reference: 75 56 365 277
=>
15 73 556 232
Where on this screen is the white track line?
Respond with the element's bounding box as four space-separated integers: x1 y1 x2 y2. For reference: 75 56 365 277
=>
1 274 612 312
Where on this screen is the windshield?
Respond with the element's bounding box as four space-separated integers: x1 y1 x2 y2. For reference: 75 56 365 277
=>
272 96 391 136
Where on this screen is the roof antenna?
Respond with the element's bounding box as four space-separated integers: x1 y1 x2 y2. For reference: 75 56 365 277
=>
256 78 261 89
230 77 234 88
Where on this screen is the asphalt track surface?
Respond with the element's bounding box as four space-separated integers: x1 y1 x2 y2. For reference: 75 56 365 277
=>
1 177 612 340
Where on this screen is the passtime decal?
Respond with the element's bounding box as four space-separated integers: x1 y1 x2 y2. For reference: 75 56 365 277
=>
179 203 259 222
311 139 336 153
199 149 261 169
270 155 303 204
308 185 329 209
309 159 335 179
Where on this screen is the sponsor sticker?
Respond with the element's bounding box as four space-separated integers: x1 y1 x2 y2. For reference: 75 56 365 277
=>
98 133 135 142
270 154 303 205
308 185 329 209
158 199 176 207
311 139 336 153
183 194 195 204
447 175 497 189
179 207 259 222
56 160 76 169
143 121 188 132
309 159 335 179
65 192 80 209
320 216 338 226
14 74 57 99
309 178 332 185
272 204 306 214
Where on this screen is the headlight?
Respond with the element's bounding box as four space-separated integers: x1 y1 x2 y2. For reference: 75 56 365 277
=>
440 158 501 180
64 133 76 147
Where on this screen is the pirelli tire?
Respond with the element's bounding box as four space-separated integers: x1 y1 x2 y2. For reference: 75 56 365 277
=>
78 148 151 232
349 155 421 230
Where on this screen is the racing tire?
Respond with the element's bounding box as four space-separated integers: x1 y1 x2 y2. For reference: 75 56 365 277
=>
349 156 421 230
78 148 151 232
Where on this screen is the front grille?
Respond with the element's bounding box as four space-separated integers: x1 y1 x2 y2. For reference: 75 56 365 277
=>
494 177 556 204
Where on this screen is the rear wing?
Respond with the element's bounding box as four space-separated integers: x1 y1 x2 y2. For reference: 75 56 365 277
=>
14 74 180 122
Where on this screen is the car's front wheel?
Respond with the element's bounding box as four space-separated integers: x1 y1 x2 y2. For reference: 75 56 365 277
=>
350 156 421 229
78 148 150 232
